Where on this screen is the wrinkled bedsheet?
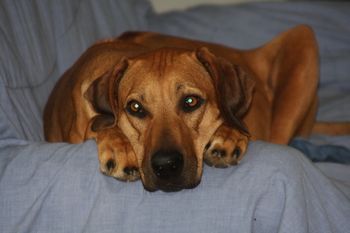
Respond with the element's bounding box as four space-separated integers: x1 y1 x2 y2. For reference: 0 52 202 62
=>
1 140 349 233
1 1 349 232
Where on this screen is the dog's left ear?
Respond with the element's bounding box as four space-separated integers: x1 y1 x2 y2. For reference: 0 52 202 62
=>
84 58 128 131
196 47 255 135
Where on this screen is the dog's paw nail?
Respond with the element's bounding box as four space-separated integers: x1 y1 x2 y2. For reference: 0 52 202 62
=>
106 159 116 172
123 166 139 176
212 149 226 158
204 142 212 151
232 148 241 159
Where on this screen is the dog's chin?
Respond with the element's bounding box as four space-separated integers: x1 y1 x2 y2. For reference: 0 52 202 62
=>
142 179 201 192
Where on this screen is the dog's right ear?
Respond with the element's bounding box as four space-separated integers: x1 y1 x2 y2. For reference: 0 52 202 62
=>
84 58 128 132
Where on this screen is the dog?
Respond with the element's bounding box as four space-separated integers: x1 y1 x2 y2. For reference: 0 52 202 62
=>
44 25 321 192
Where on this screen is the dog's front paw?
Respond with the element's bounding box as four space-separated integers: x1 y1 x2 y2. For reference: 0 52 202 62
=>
203 124 249 168
96 126 140 182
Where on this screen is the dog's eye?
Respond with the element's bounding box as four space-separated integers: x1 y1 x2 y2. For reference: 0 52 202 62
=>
126 100 147 118
182 95 204 113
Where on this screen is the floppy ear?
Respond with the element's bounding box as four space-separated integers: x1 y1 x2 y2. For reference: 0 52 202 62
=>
84 58 128 132
196 47 255 135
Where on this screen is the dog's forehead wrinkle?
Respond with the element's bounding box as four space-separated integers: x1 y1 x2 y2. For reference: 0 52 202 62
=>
125 92 146 105
134 48 182 78
122 75 159 105
133 48 197 78
140 94 145 102
176 83 184 93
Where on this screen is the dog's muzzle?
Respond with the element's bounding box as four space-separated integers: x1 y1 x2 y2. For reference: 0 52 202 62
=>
141 148 199 192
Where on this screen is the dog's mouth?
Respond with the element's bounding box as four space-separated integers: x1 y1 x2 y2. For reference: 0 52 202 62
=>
144 180 201 192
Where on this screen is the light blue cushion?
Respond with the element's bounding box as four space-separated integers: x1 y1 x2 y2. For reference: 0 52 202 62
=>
1 141 349 233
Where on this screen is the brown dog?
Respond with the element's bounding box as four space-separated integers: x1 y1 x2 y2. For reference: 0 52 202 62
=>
44 25 319 192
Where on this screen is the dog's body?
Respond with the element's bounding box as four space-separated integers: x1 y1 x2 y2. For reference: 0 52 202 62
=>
44 25 320 191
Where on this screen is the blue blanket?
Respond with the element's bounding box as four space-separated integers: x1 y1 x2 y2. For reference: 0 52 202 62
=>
291 138 350 164
1 140 349 233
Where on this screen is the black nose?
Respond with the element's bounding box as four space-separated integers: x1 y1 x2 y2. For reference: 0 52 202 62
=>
151 150 184 180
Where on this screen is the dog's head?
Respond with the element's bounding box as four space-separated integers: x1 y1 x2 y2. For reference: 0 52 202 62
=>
85 47 254 191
